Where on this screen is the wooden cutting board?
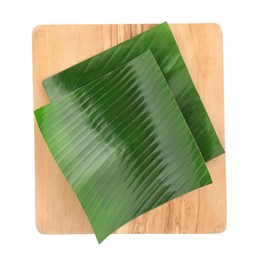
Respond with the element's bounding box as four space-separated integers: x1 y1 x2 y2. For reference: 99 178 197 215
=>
33 24 226 234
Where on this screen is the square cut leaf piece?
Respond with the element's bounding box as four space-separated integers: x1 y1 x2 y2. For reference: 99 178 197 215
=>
35 51 212 243
43 22 224 162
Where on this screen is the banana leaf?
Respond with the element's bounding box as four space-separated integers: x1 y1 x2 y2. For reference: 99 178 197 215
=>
35 51 212 243
42 22 224 162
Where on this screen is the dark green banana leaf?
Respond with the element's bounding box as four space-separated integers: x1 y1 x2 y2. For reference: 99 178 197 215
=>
35 51 212 243
42 22 224 162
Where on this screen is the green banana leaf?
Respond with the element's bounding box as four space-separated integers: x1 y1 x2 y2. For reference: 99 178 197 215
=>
35 51 212 243
42 22 224 162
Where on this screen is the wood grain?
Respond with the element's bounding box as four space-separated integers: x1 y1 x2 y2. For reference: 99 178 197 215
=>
32 24 226 234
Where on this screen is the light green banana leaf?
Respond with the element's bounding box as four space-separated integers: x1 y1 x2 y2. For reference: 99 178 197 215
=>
42 22 224 162
35 51 212 243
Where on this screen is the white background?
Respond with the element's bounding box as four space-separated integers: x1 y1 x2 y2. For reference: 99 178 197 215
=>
0 0 257 258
